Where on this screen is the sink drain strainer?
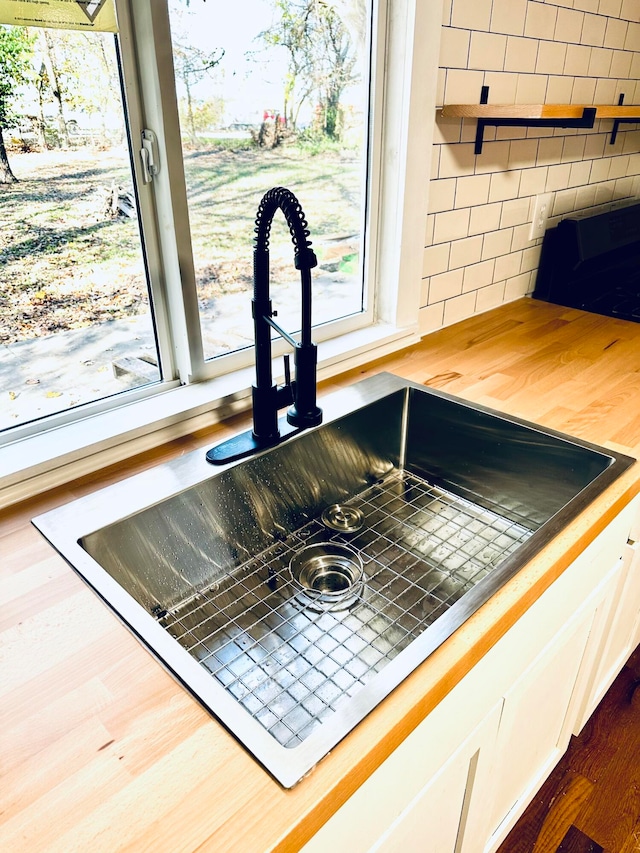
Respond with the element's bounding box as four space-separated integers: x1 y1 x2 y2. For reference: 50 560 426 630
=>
321 503 365 534
290 542 364 611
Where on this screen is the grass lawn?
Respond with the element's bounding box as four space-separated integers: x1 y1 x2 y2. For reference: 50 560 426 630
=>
0 143 362 346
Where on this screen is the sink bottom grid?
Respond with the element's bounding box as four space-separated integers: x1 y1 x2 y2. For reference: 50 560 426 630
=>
157 469 534 749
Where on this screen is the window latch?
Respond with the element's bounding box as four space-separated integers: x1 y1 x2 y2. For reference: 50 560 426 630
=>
140 129 160 184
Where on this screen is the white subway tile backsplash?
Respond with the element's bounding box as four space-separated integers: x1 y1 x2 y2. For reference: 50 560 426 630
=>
419 302 445 335
423 242 451 278
481 71 520 102
571 76 598 102
505 271 534 300
593 76 619 101
609 49 633 77
474 140 511 173
489 170 522 202
518 165 549 195
463 258 495 291
494 251 523 281
482 226 513 258
536 40 568 74
491 0 528 36
564 43 592 74
500 197 531 227
537 137 565 164
505 36 539 72
624 20 640 49
508 138 540 166
575 183 599 208
555 8 585 43
430 0 640 333
455 173 492 207
562 135 587 161
594 180 615 203
433 208 471 243
476 280 507 311
568 159 593 186
604 16 629 47
588 46 614 75
525 2 559 39
515 73 550 103
511 222 537 252
444 68 485 104
521 244 543 272
434 114 463 145
449 234 484 268
609 153 630 178
469 201 503 234
552 187 578 214
598 0 623 17
440 27 471 68
443 291 478 325
430 268 464 302
451 0 493 32
469 31 508 70
590 156 612 181
583 132 607 159
581 13 607 46
439 142 476 178
425 214 435 248
545 75 575 101
429 178 457 213
546 162 573 190
574 0 600 14
614 175 634 197
620 0 640 23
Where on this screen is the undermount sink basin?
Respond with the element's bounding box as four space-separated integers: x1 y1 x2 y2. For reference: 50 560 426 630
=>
34 373 634 787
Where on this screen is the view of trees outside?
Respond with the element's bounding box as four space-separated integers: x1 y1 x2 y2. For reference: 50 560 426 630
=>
167 0 369 360
0 22 157 431
0 0 370 429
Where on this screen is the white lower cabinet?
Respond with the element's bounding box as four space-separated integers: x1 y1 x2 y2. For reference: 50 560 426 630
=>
371 704 501 853
303 497 639 853
484 609 593 849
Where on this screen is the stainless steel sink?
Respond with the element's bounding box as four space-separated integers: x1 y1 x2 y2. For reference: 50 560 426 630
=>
33 373 634 787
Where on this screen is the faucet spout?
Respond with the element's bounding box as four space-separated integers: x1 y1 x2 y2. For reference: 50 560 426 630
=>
206 187 323 465
252 187 322 442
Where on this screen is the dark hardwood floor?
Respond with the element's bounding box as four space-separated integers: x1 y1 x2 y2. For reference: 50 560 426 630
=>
497 644 640 853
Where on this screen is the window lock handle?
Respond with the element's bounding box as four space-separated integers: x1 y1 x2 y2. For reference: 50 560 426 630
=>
140 129 160 184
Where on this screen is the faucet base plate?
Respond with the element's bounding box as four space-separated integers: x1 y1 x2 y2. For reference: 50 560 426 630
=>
206 416 302 465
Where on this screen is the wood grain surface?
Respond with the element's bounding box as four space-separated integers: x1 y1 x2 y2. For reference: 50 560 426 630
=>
439 104 640 119
2 299 640 852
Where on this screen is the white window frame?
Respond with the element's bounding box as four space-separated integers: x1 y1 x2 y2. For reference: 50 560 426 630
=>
0 0 443 508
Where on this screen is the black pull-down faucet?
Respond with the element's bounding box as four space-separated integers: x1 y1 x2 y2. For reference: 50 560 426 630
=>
207 187 323 464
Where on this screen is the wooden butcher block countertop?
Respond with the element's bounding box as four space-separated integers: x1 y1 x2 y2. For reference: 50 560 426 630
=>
2 299 640 852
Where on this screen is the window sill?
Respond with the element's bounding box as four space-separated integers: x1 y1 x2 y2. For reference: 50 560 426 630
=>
0 322 419 510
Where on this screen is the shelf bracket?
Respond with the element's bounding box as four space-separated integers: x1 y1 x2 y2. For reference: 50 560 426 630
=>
474 87 596 155
609 94 639 145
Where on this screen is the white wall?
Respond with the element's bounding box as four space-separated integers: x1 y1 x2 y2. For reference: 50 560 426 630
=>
419 0 640 334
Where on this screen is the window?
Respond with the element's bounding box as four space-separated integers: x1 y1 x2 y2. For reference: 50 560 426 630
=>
0 15 165 434
0 0 441 482
165 0 372 363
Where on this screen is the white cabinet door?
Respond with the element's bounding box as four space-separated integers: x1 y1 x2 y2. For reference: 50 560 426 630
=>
624 541 640 652
585 547 640 714
485 605 595 851
572 555 629 734
371 703 501 853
